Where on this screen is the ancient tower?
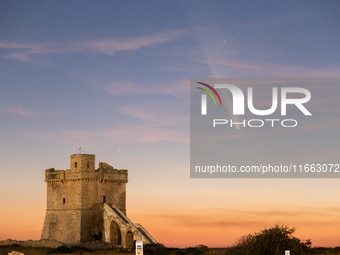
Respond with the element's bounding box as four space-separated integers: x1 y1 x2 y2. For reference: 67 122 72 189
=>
41 153 156 248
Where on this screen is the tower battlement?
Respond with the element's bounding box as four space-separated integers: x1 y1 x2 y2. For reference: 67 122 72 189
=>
45 154 128 183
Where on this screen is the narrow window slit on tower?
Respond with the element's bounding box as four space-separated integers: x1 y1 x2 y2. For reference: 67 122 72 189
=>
62 198 66 204
101 195 105 203
75 162 77 168
87 162 89 168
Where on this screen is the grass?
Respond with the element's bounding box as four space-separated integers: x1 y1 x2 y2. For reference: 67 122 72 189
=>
2 245 340 255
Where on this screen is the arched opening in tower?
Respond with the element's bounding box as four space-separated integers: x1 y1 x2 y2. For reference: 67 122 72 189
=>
126 231 134 249
110 221 121 245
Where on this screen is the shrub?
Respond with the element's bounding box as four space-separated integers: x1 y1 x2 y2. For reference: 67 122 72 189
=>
47 245 73 254
69 245 91 252
175 248 205 255
144 243 167 255
47 245 90 254
176 251 189 255
226 225 311 255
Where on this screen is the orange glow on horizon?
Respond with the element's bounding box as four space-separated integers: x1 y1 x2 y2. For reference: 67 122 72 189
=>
1 205 340 248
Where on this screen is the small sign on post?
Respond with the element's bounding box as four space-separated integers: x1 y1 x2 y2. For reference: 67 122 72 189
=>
136 241 143 255
285 250 290 255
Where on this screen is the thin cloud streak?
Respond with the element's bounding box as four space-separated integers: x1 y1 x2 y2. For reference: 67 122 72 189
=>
23 125 189 145
0 29 191 63
79 29 190 55
197 58 340 78
102 79 190 97
66 126 189 143
116 105 188 127
0 106 36 117
153 206 340 229
153 44 340 77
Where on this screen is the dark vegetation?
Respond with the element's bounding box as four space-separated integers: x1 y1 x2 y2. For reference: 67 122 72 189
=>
143 243 205 255
2 226 340 254
47 245 91 254
225 225 311 255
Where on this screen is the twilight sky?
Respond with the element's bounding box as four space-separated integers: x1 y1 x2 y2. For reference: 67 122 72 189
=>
0 0 340 248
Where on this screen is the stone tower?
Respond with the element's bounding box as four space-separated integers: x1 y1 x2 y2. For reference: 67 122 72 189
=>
41 154 156 247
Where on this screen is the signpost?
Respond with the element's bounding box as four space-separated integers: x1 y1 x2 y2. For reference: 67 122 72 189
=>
136 241 143 255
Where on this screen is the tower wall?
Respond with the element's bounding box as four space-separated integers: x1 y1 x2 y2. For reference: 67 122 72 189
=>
41 154 128 244
41 181 82 243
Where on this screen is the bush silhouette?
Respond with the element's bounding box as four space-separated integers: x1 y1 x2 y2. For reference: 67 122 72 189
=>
226 225 311 255
47 245 73 254
144 243 167 255
47 245 90 254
